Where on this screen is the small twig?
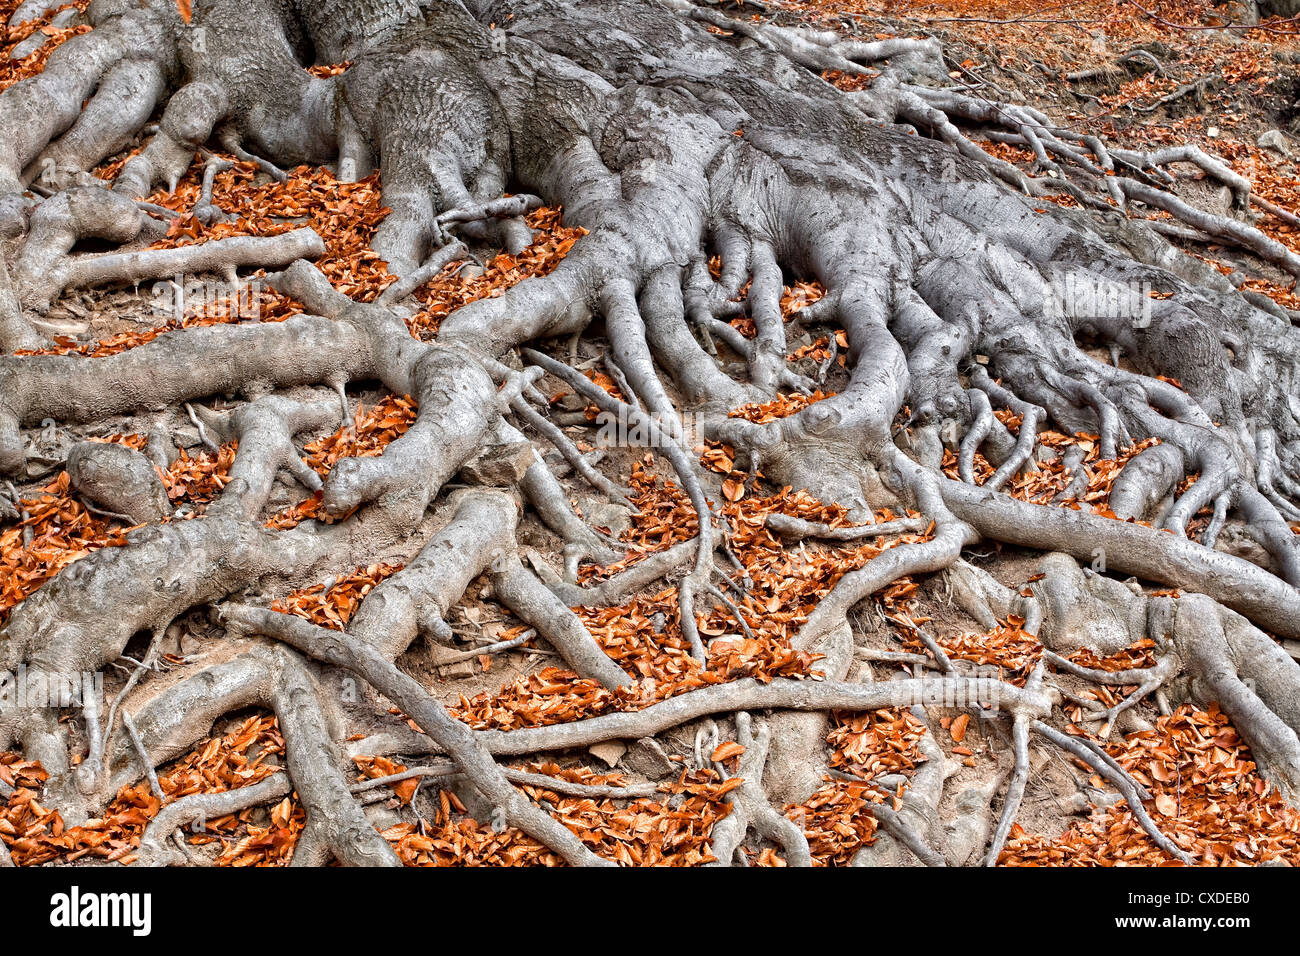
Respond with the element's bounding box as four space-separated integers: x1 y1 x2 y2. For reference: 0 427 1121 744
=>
436 631 534 666
186 402 220 453
122 711 163 800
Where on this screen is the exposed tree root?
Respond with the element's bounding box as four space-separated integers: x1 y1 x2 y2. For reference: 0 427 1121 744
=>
458 674 1058 755
221 604 612 866
1 0 1299 868
851 706 954 867
137 773 292 867
704 712 812 866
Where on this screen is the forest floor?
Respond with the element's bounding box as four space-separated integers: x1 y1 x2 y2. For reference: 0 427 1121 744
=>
3 0 1300 866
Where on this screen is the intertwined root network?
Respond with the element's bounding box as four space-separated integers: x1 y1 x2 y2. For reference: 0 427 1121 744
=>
1 0 1299 866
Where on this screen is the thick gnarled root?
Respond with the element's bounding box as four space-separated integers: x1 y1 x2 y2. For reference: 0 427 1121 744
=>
3 0 1300 870
0 0 181 234
221 604 612 867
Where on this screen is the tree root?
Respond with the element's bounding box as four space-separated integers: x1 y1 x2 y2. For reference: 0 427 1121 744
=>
0 0 180 235
941 478 1300 640
852 706 956 866
983 670 1038 865
0 253 41 352
1031 721 1193 863
66 440 172 524
466 674 1057 757
221 604 613 867
704 712 813 867
36 228 326 313
136 773 292 867
271 646 402 866
488 555 633 690
2 0 1299 869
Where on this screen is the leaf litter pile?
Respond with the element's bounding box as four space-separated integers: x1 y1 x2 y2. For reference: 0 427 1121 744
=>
1001 705 1300 865
4 0 1300 866
1 716 295 867
0 1 90 93
377 764 737 867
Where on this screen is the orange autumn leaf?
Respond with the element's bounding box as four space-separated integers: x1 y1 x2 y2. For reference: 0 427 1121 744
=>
270 797 292 828
950 714 971 744
392 778 419 806
711 741 746 762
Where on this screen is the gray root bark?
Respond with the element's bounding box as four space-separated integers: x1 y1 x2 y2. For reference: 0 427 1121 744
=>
2 0 1300 867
